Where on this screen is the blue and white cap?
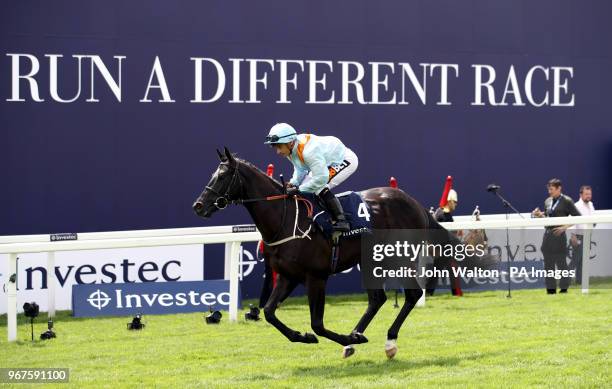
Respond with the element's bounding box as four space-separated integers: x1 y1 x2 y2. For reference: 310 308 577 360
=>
264 123 298 144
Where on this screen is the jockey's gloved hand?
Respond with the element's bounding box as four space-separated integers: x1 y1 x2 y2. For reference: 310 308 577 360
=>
286 186 300 196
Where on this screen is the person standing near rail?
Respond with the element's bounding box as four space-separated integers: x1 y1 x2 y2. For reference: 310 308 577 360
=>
264 123 358 232
427 189 463 296
569 185 595 285
532 178 581 294
434 189 458 223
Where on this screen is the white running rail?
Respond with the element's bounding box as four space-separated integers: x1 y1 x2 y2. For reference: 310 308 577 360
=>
0 225 261 342
2 214 612 342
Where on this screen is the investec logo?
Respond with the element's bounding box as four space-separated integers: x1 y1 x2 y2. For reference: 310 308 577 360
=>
88 290 111 310
87 288 230 310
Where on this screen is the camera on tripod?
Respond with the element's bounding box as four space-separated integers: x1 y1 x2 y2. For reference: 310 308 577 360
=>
127 314 145 330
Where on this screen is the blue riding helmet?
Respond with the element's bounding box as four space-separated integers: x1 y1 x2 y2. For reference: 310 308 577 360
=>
264 123 298 144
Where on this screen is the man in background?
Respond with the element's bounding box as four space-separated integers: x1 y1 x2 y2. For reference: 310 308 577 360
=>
570 185 595 285
434 189 458 222
532 178 581 294
428 189 462 296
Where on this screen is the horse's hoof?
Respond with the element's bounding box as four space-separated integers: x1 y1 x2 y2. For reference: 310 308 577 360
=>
342 345 355 359
385 339 398 359
350 331 368 344
302 332 319 344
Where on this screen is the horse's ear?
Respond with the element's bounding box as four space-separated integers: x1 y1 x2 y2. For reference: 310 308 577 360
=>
224 146 236 166
216 148 226 161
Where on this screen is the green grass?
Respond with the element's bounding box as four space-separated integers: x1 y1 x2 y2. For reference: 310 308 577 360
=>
1 286 611 388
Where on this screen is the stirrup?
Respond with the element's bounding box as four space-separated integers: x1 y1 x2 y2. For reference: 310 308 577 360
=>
331 231 342 245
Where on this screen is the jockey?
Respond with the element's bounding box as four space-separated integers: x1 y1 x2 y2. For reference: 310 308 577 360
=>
264 122 358 232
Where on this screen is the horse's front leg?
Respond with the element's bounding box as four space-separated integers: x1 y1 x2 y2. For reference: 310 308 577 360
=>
306 275 368 347
263 274 318 344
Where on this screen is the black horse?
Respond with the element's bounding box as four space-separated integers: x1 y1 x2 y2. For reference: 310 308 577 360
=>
193 147 452 358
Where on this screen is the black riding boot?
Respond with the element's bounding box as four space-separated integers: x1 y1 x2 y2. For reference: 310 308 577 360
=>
319 188 350 232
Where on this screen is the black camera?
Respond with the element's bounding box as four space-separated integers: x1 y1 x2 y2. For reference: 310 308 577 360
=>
23 302 40 318
205 309 222 324
127 314 145 330
245 304 260 321
40 320 56 340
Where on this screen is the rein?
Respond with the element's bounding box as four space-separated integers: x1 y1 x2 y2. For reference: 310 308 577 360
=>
236 194 290 204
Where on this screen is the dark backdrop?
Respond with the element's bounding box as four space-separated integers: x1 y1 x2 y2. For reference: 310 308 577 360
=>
1 0 611 235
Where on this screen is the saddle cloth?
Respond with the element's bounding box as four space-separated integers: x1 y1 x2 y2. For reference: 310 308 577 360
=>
300 191 372 240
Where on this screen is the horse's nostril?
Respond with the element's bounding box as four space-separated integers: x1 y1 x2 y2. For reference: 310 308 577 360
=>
193 201 204 211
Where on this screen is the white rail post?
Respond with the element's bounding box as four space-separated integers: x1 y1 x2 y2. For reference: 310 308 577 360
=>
228 241 241 322
7 253 18 342
581 226 592 294
223 243 232 280
47 252 56 318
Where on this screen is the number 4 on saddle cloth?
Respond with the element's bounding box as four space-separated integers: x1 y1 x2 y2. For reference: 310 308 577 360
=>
299 191 372 241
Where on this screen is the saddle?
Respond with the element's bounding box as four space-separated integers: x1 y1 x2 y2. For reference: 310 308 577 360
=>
299 191 372 241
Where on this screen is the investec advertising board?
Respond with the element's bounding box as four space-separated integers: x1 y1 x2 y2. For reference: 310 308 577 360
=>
72 280 235 317
0 245 204 314
0 241 268 315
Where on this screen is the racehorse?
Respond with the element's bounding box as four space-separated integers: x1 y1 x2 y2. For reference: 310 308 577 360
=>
193 147 456 358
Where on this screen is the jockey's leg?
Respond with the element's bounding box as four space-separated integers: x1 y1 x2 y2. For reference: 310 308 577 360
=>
319 187 350 232
319 148 359 232
327 148 358 190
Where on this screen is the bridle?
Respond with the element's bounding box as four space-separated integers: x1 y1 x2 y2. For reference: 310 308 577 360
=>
205 162 294 209
204 162 243 210
203 162 313 245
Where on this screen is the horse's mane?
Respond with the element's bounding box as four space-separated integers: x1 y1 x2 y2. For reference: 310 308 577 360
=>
235 157 284 190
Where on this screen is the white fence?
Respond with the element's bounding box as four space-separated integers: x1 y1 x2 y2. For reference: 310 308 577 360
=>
2 214 612 342
0 225 261 342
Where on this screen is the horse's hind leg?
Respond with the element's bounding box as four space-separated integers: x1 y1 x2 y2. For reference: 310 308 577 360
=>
385 287 423 358
341 288 387 358
263 275 318 344
306 275 369 347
